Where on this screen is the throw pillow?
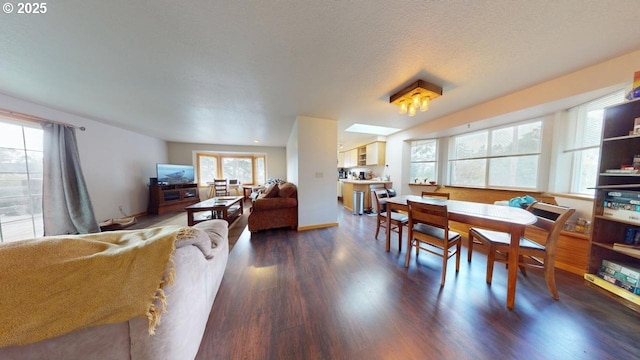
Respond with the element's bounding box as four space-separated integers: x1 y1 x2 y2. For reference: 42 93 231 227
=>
278 182 296 198
263 183 279 198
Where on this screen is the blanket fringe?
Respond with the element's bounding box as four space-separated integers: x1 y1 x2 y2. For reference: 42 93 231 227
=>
145 227 196 334
145 234 182 334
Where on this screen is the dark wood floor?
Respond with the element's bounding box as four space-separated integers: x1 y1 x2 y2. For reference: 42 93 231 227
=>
196 202 640 360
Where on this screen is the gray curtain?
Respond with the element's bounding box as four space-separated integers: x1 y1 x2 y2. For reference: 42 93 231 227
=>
42 123 100 235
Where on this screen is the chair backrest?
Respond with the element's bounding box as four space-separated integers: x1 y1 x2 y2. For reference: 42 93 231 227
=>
527 202 575 260
373 189 389 216
213 179 228 192
407 199 450 230
228 179 239 185
421 191 450 200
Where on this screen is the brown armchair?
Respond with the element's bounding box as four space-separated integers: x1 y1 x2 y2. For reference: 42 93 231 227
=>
248 182 298 232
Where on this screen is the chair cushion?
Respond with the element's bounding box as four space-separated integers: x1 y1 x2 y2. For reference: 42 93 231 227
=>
278 182 296 198
380 212 408 223
263 183 280 198
469 228 545 250
413 223 460 241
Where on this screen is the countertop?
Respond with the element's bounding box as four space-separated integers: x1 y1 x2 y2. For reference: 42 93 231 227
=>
341 180 392 184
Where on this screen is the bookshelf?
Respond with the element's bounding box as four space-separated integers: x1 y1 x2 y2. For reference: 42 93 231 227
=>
587 99 640 312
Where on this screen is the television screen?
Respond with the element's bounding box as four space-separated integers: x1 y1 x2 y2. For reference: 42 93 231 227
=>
157 164 195 184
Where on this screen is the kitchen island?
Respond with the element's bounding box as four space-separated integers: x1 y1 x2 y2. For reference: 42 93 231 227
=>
341 180 392 213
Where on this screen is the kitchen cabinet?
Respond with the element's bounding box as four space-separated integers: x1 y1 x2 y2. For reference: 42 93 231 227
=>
343 149 358 168
365 142 386 166
337 152 345 168
342 180 392 212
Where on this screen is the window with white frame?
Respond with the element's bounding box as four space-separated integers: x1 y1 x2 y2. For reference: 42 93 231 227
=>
565 90 626 195
449 119 542 189
409 139 437 183
0 119 44 243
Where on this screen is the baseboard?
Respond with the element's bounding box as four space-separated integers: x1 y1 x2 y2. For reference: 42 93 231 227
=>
297 222 339 231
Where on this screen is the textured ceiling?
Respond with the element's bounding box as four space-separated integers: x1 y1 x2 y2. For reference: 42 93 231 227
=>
1 1 640 147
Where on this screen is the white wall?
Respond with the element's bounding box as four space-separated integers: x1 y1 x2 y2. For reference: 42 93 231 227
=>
290 116 337 228
386 49 640 219
286 122 299 186
0 92 169 222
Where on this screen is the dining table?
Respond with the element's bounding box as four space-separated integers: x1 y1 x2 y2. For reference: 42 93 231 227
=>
385 195 537 310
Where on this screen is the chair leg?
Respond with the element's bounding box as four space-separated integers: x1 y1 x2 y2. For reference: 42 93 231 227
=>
404 237 412 267
486 245 495 284
440 252 447 286
397 224 403 252
545 266 559 300
375 219 381 239
467 233 474 262
455 241 461 272
518 255 527 276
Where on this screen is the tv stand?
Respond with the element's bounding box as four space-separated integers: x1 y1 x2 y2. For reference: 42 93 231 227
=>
148 183 200 215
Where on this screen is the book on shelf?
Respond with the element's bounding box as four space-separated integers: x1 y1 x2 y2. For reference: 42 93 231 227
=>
597 271 640 295
605 169 640 174
584 273 640 306
601 259 640 280
601 264 640 286
602 190 640 223
613 243 640 256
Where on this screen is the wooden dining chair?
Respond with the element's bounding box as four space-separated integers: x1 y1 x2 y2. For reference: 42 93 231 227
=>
213 179 229 197
468 202 574 299
373 189 408 251
405 200 462 286
421 191 450 199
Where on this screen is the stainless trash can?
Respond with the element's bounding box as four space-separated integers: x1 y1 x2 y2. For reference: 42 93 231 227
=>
353 190 364 215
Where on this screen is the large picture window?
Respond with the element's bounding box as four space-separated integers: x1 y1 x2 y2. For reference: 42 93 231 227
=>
449 119 542 189
0 119 43 243
196 153 266 186
565 90 625 195
409 139 437 183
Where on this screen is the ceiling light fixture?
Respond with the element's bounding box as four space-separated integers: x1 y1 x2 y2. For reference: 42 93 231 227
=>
390 79 442 117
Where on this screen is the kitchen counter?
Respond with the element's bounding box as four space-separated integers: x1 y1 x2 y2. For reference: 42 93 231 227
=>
341 180 392 213
341 180 392 185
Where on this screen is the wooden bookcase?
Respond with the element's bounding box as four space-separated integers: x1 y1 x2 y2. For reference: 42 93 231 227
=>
148 183 200 215
586 99 640 312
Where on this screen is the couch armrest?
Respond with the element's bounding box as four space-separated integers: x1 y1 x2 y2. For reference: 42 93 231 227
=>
252 198 297 211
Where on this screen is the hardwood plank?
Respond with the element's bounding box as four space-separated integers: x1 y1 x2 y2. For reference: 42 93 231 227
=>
196 202 640 359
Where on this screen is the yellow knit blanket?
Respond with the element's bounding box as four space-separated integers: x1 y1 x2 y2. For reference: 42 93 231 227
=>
0 225 196 347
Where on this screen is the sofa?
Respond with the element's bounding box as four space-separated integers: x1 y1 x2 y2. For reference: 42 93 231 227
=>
0 219 229 360
248 182 298 232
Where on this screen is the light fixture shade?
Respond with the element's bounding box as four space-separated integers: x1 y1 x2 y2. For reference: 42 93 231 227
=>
390 79 442 116
408 104 417 117
420 96 430 112
399 100 408 114
412 92 421 107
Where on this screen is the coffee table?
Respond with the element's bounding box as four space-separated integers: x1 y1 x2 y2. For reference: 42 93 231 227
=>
185 196 244 226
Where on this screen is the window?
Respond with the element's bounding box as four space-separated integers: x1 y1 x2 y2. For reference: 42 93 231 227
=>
409 139 437 183
221 157 253 184
197 154 217 185
449 119 542 189
196 153 266 185
565 90 625 195
254 156 265 185
0 119 44 243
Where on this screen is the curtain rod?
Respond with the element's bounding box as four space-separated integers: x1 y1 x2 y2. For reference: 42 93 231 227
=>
0 108 86 131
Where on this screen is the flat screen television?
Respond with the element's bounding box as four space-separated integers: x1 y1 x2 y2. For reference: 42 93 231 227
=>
157 163 195 184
